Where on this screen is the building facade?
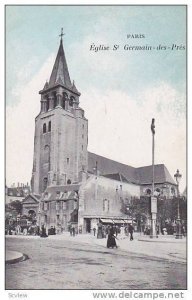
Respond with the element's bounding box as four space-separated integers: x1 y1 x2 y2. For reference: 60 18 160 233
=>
29 34 177 233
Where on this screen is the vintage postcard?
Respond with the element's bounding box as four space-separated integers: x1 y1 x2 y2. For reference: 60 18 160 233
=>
4 3 188 298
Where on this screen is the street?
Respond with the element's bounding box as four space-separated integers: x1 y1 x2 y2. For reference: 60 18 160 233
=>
6 235 187 290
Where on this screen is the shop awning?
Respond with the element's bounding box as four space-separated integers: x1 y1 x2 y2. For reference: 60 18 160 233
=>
100 218 114 224
100 218 134 224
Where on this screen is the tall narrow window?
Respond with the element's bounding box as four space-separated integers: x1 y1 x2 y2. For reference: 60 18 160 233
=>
67 158 69 164
43 177 48 191
44 145 50 171
69 96 74 107
43 123 46 133
103 199 109 212
48 121 51 132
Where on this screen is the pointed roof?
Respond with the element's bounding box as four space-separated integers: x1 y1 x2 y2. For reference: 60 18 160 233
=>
49 39 72 88
43 81 49 90
71 80 80 94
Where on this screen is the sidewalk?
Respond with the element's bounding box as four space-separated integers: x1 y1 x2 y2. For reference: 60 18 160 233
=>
6 250 24 264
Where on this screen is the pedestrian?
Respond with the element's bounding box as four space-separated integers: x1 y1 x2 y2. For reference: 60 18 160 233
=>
107 226 118 249
93 227 96 236
72 226 75 236
69 225 73 236
115 225 119 237
40 224 48 238
128 224 134 241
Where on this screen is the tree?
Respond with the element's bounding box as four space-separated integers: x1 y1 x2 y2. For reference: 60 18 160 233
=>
9 200 22 214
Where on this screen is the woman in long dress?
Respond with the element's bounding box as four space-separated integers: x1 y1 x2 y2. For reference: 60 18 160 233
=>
107 227 118 248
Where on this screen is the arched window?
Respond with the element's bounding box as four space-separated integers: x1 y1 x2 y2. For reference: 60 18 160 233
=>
171 187 175 195
103 199 109 212
48 121 51 132
43 123 46 133
69 97 74 107
44 145 50 160
67 179 71 185
43 177 48 191
63 93 68 109
146 189 151 195
44 145 50 170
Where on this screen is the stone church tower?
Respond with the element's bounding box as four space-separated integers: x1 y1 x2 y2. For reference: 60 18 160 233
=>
31 33 88 194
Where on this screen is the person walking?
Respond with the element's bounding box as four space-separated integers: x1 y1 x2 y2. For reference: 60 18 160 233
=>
72 226 75 237
107 226 118 249
40 224 48 238
128 224 134 241
93 227 96 236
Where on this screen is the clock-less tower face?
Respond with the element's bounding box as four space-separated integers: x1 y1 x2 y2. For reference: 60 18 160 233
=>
31 38 88 194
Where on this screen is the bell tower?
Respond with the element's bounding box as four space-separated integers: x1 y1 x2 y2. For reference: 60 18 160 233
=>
31 30 88 194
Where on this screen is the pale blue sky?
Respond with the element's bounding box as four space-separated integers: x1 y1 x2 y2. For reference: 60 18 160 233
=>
6 5 186 106
6 5 187 190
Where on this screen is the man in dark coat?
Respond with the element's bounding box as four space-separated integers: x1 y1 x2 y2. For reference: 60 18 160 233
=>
40 224 48 238
128 224 134 241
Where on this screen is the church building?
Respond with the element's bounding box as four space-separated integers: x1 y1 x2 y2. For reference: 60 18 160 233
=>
29 32 177 233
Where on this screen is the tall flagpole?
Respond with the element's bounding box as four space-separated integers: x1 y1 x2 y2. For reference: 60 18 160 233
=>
150 118 157 238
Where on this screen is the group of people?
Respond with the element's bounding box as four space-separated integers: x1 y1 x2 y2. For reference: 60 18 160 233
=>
69 225 76 236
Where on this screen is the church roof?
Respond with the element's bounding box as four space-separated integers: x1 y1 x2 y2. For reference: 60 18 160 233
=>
48 39 72 89
136 164 176 185
88 152 139 184
88 152 176 186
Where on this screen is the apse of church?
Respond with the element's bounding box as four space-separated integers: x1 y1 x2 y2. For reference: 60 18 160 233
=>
31 34 88 195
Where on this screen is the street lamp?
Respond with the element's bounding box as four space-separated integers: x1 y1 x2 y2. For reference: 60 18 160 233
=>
174 169 182 239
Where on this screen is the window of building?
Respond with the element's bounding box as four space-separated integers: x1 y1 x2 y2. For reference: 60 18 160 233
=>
103 199 109 212
43 177 48 191
62 201 67 210
43 123 46 133
56 214 60 225
67 179 71 185
67 158 69 164
146 189 151 195
56 191 60 199
69 97 74 106
171 187 175 195
56 201 60 211
44 145 50 171
82 145 83 150
64 191 68 199
82 124 84 129
82 134 84 139
44 202 48 211
48 121 51 132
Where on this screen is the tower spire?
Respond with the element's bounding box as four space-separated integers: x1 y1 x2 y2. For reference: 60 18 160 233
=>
48 29 71 88
59 28 64 42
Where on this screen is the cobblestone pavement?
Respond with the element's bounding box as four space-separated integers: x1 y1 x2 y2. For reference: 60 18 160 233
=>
5 235 187 290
